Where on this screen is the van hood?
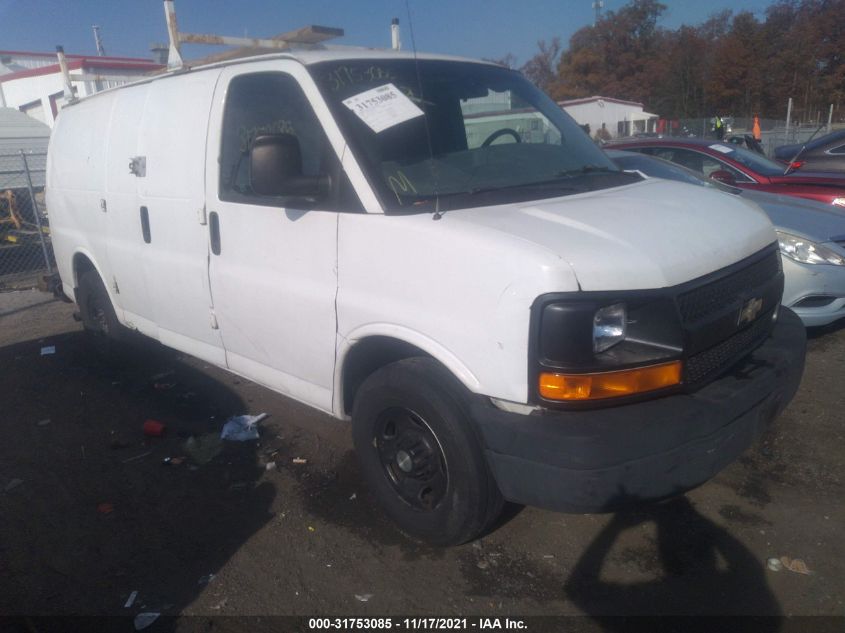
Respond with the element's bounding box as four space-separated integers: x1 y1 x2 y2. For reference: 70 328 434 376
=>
451 179 776 291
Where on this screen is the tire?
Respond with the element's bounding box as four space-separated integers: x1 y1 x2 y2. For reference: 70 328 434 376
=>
77 270 128 355
352 357 504 545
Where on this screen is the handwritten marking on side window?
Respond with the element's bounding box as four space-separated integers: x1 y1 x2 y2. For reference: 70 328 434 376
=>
239 119 295 153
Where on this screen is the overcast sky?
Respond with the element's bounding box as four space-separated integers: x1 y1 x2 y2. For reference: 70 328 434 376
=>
0 0 776 64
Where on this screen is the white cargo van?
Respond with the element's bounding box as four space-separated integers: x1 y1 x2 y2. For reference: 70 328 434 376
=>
47 50 806 544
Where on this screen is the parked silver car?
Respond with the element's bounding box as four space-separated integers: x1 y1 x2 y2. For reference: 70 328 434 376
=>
607 149 845 327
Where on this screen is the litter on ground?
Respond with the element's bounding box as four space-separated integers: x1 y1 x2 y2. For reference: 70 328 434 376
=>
134 612 160 631
143 419 166 437
4 478 23 492
184 434 223 464
220 413 267 441
780 556 812 575
40 346 56 356
122 451 153 464
124 590 138 608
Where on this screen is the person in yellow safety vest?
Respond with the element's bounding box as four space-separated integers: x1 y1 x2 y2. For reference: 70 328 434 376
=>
714 115 724 140
752 115 762 141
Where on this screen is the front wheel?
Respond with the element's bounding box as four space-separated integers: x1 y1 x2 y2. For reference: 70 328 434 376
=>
352 358 503 545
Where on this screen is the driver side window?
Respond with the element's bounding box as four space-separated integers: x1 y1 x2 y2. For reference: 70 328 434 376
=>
219 72 330 204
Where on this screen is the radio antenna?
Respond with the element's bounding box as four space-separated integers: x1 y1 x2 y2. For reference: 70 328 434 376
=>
404 0 442 220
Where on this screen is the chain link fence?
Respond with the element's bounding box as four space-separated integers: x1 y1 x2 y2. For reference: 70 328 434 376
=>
0 151 54 291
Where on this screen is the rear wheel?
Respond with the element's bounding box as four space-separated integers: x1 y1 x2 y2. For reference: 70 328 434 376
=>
77 270 128 355
352 357 503 545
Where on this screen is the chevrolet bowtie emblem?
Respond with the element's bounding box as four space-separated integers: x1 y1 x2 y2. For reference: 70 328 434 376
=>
738 297 764 326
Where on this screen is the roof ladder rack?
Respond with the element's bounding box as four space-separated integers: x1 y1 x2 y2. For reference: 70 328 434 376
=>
162 0 344 70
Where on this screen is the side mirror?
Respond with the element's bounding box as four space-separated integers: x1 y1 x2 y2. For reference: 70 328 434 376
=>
250 134 331 199
709 170 736 185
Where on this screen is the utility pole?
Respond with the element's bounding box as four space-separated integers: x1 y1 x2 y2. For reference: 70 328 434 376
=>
592 0 604 26
92 25 106 56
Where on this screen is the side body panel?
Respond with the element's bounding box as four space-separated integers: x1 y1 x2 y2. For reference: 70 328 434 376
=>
46 92 114 301
204 61 343 414
136 69 225 365
104 83 157 335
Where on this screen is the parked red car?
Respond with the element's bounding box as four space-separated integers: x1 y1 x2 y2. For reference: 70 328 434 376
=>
609 138 845 207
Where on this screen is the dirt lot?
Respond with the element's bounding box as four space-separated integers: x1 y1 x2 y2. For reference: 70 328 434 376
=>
1 290 843 629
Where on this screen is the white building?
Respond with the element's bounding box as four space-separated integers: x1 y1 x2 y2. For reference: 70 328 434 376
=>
559 96 657 139
0 50 163 127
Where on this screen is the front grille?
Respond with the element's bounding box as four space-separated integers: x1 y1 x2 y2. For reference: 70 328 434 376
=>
685 311 773 384
677 251 780 323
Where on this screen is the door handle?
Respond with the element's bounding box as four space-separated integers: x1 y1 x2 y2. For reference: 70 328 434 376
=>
209 211 221 255
140 206 151 243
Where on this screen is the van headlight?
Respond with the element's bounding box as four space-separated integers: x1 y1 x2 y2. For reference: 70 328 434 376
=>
777 231 845 266
593 303 627 352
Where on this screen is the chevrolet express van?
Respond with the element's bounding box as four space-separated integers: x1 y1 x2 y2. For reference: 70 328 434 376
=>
47 50 806 544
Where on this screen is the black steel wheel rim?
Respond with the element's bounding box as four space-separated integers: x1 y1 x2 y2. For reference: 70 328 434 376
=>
374 407 448 511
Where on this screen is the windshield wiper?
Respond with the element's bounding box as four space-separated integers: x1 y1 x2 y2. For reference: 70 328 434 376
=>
555 165 639 178
469 179 585 196
468 166 639 196
784 123 825 175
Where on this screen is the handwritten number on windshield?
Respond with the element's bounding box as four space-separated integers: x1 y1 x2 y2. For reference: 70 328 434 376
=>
387 171 417 205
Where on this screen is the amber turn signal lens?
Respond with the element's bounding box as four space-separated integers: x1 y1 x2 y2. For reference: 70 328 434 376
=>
539 361 682 401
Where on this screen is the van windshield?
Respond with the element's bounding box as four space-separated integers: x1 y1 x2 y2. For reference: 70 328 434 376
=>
310 59 633 212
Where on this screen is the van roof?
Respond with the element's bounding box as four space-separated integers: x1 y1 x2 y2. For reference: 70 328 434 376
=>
63 47 498 106
198 47 496 68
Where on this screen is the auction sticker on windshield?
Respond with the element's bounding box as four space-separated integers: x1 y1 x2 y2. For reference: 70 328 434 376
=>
342 83 424 133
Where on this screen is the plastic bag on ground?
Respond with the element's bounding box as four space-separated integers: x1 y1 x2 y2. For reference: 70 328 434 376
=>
220 413 267 441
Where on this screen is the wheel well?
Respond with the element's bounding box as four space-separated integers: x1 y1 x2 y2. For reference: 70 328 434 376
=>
342 336 431 415
73 253 97 288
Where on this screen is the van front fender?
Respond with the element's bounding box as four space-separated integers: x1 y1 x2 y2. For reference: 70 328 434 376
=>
333 323 482 420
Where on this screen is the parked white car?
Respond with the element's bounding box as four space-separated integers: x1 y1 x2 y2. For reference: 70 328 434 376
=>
47 49 806 544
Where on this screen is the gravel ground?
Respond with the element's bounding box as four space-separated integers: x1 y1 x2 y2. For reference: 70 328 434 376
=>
0 291 843 630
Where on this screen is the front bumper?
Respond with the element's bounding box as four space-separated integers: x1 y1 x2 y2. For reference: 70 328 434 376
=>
471 307 806 513
782 257 845 327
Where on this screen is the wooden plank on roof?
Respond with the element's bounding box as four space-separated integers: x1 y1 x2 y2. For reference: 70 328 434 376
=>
182 25 344 67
